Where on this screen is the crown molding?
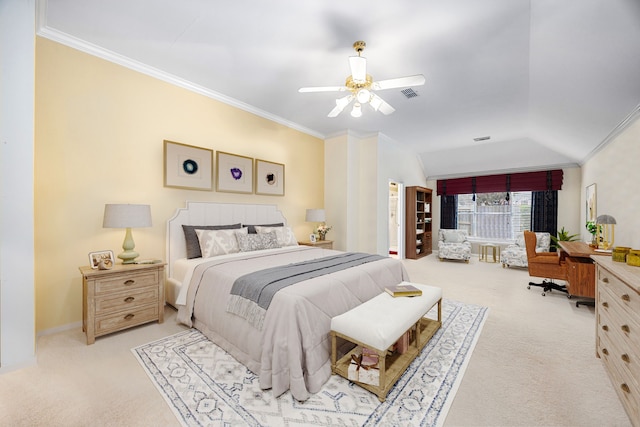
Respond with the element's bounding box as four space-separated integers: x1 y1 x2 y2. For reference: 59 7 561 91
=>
580 103 640 165
35 1 325 140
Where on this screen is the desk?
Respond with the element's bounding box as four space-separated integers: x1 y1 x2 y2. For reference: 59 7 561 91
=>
557 241 608 298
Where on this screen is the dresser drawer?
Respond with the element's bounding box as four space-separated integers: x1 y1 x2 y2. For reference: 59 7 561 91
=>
598 321 640 392
95 287 160 314
598 268 640 314
598 329 640 424
94 270 159 294
599 287 640 353
95 304 159 335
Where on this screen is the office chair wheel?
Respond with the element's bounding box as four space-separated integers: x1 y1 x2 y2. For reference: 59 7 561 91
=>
567 294 572 299
527 285 531 289
541 292 546 296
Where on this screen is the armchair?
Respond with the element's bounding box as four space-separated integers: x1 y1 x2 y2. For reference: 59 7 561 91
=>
438 229 471 263
501 232 550 268
524 231 568 296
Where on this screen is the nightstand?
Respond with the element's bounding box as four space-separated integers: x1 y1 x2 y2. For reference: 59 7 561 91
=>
298 239 333 250
79 262 165 344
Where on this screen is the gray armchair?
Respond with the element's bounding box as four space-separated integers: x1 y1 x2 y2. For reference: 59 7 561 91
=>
438 229 471 263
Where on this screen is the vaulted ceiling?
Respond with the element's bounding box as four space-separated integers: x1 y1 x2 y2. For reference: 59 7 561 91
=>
38 0 640 178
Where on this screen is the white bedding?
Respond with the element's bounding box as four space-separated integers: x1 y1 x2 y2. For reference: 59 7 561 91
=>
174 245 409 401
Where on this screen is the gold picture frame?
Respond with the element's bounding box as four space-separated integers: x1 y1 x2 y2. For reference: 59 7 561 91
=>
255 159 285 196
164 140 213 191
586 183 597 223
216 151 254 193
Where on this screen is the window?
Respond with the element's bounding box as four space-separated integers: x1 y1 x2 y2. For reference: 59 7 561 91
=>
457 192 531 240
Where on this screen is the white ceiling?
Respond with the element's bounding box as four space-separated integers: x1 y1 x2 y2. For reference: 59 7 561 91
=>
38 0 640 179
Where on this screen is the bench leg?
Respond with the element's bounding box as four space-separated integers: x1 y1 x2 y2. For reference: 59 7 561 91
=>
331 332 337 374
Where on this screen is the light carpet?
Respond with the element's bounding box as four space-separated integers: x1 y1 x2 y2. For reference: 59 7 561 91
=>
132 298 488 427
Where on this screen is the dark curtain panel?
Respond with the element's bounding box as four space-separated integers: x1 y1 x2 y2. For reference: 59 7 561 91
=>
440 195 458 229
531 190 558 247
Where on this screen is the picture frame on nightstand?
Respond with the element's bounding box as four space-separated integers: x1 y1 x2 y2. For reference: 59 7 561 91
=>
89 250 115 270
309 234 316 243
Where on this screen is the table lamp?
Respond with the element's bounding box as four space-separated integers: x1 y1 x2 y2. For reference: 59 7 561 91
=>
595 214 616 250
306 208 325 236
103 204 152 264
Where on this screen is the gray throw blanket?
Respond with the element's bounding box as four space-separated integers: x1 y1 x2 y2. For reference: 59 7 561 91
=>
226 252 386 329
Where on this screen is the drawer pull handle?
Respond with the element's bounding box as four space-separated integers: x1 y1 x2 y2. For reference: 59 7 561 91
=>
621 325 630 333
124 297 135 303
124 279 135 286
602 348 609 355
602 302 609 308
124 313 135 320
621 384 630 394
601 325 609 331
621 294 630 302
621 354 630 363
602 277 609 283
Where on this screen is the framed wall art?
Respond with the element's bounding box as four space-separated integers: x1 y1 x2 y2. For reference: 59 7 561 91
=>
164 140 213 191
89 250 115 270
586 183 597 222
255 159 285 196
216 151 253 193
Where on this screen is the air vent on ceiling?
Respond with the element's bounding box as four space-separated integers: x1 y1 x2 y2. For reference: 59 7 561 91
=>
473 136 491 142
401 88 419 99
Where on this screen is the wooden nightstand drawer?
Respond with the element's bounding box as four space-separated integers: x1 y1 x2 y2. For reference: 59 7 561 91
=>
95 304 159 335
95 287 160 314
94 270 159 294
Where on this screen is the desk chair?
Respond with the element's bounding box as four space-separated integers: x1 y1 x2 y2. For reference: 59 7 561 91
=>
524 231 568 296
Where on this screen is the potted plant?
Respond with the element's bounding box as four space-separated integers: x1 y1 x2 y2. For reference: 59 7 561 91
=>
585 221 599 247
550 226 579 250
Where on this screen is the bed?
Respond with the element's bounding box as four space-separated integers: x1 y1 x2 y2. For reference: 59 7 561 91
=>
166 201 409 401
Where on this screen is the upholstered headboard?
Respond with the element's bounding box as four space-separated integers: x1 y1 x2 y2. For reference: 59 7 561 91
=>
166 201 287 278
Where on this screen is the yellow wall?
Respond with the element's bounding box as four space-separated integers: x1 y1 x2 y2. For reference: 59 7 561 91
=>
34 37 324 332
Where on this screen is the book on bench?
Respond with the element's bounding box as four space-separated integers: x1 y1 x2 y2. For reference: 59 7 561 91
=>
384 283 422 297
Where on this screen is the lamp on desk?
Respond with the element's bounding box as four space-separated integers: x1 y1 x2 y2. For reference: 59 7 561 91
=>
595 214 616 250
103 204 152 264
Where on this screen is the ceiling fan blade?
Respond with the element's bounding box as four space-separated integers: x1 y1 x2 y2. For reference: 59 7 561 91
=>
328 94 354 117
370 94 395 115
371 74 426 91
299 86 348 93
349 56 367 82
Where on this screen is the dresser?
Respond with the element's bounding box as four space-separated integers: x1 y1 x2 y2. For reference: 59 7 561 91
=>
593 256 640 426
79 263 165 344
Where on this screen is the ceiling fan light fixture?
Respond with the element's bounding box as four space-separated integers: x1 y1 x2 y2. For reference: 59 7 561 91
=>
356 89 371 104
351 103 362 118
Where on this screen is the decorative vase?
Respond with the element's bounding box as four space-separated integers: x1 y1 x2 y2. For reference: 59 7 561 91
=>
318 232 326 241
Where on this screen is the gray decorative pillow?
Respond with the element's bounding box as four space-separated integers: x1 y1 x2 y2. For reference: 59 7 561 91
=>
243 223 284 234
182 224 242 259
236 231 280 252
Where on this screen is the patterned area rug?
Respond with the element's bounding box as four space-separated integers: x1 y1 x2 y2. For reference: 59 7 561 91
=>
132 298 488 427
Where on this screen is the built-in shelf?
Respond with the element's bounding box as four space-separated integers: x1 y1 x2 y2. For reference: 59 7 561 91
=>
405 186 432 259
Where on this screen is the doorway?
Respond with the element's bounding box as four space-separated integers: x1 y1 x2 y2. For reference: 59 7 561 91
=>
388 181 405 259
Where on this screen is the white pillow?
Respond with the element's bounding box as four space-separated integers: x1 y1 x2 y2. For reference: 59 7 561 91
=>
254 225 298 247
196 227 248 258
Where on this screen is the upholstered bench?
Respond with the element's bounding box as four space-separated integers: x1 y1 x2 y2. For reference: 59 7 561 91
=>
330 282 442 401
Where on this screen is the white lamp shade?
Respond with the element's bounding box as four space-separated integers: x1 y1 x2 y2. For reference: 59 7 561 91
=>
103 204 152 228
305 209 325 222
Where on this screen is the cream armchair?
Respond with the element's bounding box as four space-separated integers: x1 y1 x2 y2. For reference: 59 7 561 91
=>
438 229 471 263
501 232 550 268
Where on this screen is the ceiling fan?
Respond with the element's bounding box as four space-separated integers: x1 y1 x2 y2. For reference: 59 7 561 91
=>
298 41 425 118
